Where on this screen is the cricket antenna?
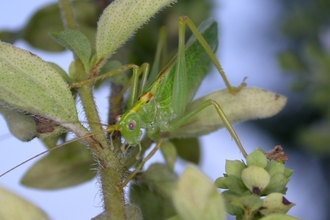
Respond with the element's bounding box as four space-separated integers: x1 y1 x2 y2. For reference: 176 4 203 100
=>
0 149 50 177
0 124 122 178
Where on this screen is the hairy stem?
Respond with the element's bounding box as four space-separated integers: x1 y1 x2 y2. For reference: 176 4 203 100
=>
78 84 126 219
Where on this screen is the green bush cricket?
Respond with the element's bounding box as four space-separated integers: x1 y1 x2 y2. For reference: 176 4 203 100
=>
0 16 247 181
72 16 247 160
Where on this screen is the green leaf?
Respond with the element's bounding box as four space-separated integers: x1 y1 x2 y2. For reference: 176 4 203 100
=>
41 134 63 149
169 87 287 138
0 41 87 136
166 216 182 220
0 30 19 44
0 105 37 141
50 30 91 72
22 4 65 52
170 138 201 164
230 194 263 215
47 62 74 84
0 186 50 219
262 173 289 195
142 163 178 199
129 183 176 220
129 164 177 220
21 2 98 52
172 166 226 220
221 175 248 194
95 0 177 64
221 191 243 216
260 214 300 220
160 141 177 171
214 177 228 189
246 148 268 168
278 50 306 72
21 141 95 189
225 159 246 179
0 106 69 142
92 205 143 220
125 204 143 220
98 60 129 86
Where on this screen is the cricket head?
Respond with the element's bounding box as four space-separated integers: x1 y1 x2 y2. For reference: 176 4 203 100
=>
115 112 142 146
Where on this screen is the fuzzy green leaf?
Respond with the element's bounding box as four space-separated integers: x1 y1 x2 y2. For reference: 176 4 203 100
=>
0 41 87 136
50 30 91 72
95 0 177 64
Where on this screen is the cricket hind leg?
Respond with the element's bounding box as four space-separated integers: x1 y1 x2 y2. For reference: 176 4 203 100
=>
167 99 248 158
178 16 246 94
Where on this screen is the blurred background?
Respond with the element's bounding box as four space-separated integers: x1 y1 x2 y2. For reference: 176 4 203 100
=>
0 0 329 219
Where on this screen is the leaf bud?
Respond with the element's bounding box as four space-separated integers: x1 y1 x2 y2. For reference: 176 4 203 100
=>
246 148 268 168
259 193 295 216
241 165 270 195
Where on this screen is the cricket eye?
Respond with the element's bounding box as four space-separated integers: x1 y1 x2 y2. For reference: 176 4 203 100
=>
128 121 136 130
115 115 121 122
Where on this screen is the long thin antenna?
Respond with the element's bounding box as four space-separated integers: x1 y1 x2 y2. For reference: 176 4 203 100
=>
0 149 50 177
0 125 120 178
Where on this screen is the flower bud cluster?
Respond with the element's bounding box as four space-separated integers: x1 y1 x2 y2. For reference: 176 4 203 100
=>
215 148 295 219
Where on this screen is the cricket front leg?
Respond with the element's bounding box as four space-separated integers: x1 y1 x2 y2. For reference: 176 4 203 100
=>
119 139 164 188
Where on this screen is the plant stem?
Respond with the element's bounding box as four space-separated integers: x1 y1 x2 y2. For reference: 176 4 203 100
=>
58 1 127 218
78 84 126 219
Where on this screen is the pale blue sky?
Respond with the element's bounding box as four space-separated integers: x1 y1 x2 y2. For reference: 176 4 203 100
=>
0 1 325 219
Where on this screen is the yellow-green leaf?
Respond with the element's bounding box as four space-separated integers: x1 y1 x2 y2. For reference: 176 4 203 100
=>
0 186 50 220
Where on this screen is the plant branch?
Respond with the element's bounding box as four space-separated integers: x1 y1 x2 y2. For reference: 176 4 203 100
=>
78 84 126 219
